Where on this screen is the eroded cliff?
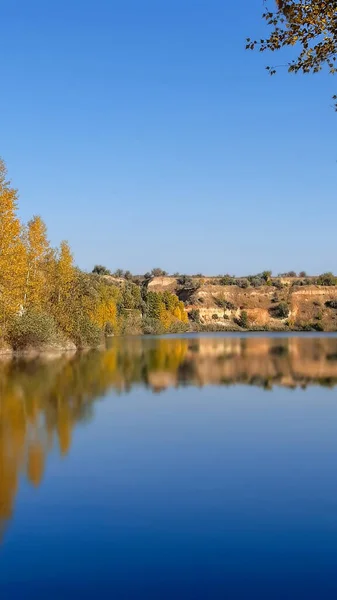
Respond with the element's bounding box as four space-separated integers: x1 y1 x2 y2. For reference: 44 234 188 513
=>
147 277 337 331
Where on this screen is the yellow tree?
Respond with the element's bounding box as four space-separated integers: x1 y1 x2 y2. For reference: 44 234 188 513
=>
24 216 50 309
91 299 117 329
52 241 76 334
90 283 117 330
0 159 26 324
56 241 74 303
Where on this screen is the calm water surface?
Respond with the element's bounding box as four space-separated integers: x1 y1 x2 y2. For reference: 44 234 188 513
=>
1 334 337 599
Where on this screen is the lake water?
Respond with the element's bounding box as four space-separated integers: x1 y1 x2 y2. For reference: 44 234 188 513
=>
1 334 337 599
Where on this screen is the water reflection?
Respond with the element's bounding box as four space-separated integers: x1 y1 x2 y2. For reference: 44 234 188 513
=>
1 334 337 534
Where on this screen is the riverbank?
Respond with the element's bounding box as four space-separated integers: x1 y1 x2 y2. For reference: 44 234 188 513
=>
3 325 337 361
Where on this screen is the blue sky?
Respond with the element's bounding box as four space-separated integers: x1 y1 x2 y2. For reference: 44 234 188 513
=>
1 0 336 275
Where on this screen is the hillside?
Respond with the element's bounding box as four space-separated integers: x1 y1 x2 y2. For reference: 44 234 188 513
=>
146 276 337 331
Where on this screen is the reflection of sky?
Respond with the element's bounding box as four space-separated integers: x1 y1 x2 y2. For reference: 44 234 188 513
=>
2 385 337 599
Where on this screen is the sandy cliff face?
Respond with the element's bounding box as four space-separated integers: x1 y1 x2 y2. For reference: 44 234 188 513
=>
148 278 337 330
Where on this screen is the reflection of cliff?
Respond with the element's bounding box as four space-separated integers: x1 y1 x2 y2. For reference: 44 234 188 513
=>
1 335 337 534
184 337 337 388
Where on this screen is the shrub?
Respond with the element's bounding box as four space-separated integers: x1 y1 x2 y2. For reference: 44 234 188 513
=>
212 314 219 320
215 297 235 310
317 272 337 286
262 270 272 282
142 317 164 335
8 311 59 350
278 271 297 277
151 268 167 277
113 269 125 277
105 322 114 336
299 323 312 331
117 311 143 335
92 265 111 276
189 309 201 323
237 310 249 328
292 278 312 287
237 278 250 288
124 270 133 280
168 321 189 333
178 275 192 286
311 322 324 332
275 302 290 318
325 300 337 309
219 275 236 286
249 277 264 288
299 271 307 277
70 314 102 348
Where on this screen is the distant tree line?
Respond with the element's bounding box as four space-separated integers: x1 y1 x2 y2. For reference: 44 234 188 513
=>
92 267 336 288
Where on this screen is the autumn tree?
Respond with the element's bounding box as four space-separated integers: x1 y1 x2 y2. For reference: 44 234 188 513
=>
49 241 76 335
0 159 26 324
90 281 118 330
24 216 50 309
55 241 75 305
248 1 337 107
145 291 188 331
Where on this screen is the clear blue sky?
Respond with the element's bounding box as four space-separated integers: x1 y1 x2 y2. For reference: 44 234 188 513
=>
1 0 336 275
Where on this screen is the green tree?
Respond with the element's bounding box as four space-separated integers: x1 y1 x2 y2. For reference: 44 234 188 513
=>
92 265 111 276
151 268 167 277
262 271 272 283
317 272 337 286
275 302 290 318
113 269 124 278
239 310 249 329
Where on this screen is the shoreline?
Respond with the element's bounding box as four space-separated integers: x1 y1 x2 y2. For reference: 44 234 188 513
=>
2 328 337 359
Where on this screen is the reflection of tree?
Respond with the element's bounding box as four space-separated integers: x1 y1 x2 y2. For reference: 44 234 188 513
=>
1 335 337 535
27 442 45 487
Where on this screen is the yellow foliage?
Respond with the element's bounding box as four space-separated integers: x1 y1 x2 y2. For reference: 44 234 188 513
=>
24 216 50 309
53 241 76 334
179 301 188 323
159 302 172 331
0 160 26 321
91 299 117 329
173 306 182 320
56 241 75 302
